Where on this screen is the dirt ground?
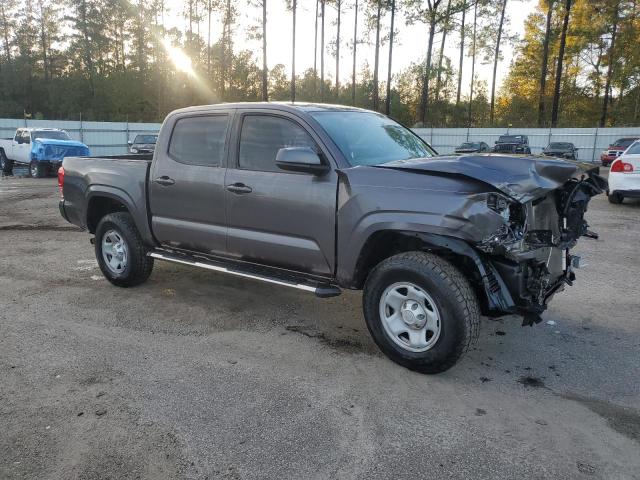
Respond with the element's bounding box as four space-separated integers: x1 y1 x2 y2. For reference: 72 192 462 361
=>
1 168 639 479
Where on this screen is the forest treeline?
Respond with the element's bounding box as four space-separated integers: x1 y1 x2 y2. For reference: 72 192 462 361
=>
0 0 638 127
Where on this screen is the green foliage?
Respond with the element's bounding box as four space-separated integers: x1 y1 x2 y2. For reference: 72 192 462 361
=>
0 0 637 126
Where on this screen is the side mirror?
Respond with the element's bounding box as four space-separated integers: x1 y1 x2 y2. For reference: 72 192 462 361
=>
127 140 133 146
276 147 329 175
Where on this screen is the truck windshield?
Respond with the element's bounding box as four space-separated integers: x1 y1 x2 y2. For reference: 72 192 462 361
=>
310 111 435 166
31 130 71 141
134 135 158 144
498 135 523 143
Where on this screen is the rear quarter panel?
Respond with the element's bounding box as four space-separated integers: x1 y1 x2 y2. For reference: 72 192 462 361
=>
62 157 154 245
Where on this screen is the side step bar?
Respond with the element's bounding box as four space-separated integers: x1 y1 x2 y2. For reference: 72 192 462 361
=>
149 250 342 298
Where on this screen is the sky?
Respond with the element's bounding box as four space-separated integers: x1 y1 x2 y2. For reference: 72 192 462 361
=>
164 0 538 97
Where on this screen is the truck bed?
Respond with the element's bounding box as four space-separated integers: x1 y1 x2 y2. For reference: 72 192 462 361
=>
60 154 155 244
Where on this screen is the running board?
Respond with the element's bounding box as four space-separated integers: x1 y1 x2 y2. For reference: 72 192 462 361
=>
149 251 342 298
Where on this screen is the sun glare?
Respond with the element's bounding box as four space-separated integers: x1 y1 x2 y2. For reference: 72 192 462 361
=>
162 38 195 76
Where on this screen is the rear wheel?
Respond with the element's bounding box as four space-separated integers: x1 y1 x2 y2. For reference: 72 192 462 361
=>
363 251 480 374
608 192 623 204
95 212 154 287
29 160 47 178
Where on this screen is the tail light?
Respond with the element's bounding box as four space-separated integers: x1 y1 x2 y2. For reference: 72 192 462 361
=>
611 160 634 173
57 166 65 197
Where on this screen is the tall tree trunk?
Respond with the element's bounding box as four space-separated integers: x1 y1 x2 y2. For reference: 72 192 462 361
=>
489 0 507 126
207 0 212 76
335 0 341 93
39 1 48 82
600 2 619 127
551 0 572 127
537 0 553 127
314 0 318 79
455 1 466 107
434 0 451 103
467 0 477 127
418 16 437 125
221 0 231 100
291 0 296 102
351 0 358 105
372 0 382 111
384 0 395 115
261 0 268 101
321 0 325 101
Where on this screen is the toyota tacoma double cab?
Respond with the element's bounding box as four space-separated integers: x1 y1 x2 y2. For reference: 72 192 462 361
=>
0 128 90 177
58 103 606 373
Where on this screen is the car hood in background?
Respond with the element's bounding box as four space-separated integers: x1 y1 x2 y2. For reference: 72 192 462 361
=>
378 154 605 203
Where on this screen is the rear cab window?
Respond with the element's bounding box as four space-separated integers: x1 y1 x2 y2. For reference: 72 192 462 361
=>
168 115 229 167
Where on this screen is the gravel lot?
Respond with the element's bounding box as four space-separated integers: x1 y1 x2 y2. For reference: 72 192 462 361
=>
1 169 639 479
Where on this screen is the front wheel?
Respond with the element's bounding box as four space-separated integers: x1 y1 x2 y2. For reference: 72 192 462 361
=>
29 160 47 178
95 212 154 287
363 252 480 374
608 192 623 204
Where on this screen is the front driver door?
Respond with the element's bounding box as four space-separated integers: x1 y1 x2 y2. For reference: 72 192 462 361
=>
149 111 232 255
224 112 338 277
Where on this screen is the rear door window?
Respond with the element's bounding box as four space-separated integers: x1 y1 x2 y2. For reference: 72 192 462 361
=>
168 115 228 167
238 115 317 172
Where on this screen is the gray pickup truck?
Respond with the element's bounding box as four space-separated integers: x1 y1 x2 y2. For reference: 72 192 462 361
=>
59 103 606 373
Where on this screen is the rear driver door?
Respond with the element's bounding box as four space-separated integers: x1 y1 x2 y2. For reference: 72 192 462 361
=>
149 110 232 255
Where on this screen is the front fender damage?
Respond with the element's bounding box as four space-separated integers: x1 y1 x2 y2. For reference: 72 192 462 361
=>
410 171 607 326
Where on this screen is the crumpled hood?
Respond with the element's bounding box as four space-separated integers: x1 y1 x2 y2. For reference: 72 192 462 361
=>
34 138 88 148
379 154 606 203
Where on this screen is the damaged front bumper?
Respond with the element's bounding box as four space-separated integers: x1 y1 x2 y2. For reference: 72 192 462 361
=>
475 171 607 325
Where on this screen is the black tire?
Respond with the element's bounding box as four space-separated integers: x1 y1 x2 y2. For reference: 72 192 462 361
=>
29 160 47 178
608 192 623 204
0 150 13 175
95 212 154 287
363 251 480 374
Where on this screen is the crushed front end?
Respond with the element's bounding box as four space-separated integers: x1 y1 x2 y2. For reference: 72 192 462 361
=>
477 172 607 325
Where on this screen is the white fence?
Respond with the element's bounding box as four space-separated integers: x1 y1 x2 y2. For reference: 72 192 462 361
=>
2 118 639 162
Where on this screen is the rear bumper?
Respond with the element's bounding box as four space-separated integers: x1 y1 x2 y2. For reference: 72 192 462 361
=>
59 200 69 222
611 189 640 198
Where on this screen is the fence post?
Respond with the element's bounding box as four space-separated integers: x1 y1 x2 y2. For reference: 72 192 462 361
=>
547 127 552 147
126 115 130 149
79 112 84 143
592 127 599 163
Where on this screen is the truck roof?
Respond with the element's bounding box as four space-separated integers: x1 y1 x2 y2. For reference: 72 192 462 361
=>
17 127 65 132
169 102 371 116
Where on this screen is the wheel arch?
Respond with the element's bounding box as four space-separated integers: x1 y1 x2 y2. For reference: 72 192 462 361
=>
347 229 515 316
85 187 155 246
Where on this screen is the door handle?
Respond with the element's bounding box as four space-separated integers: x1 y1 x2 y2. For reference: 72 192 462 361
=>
154 176 175 186
226 183 252 194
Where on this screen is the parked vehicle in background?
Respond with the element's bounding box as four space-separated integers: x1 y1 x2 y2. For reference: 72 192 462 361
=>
0 128 90 178
454 141 490 154
128 134 158 154
600 137 639 166
607 140 640 204
491 134 532 154
58 103 606 374
543 142 578 160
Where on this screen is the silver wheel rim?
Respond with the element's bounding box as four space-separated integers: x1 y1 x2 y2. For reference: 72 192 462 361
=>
31 163 37 177
101 229 128 274
379 282 441 352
